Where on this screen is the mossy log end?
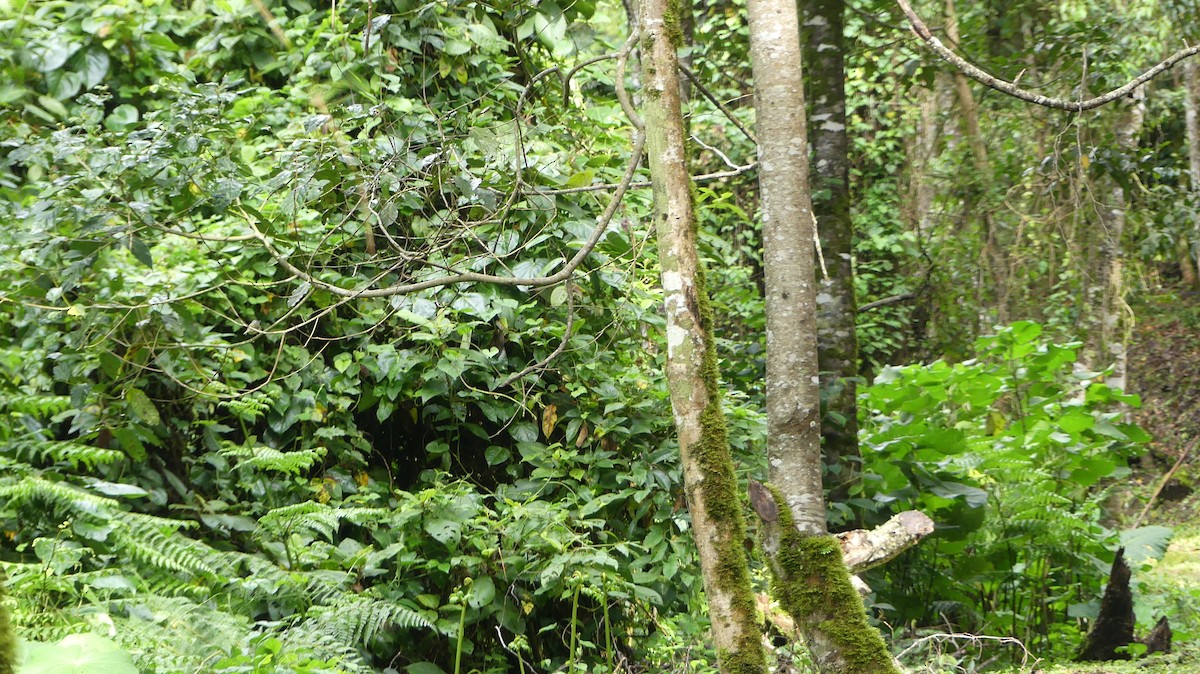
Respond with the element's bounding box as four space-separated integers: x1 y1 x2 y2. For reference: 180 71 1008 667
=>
748 481 935 673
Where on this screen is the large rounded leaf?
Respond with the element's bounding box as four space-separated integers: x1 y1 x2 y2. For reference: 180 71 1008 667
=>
18 634 138 674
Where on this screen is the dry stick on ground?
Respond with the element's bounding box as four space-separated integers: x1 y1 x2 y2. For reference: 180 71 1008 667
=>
1133 435 1200 528
894 0 1200 111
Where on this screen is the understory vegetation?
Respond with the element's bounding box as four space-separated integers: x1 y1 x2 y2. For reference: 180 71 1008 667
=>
2 0 1199 672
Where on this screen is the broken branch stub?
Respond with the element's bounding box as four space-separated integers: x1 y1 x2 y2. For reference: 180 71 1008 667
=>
747 480 934 573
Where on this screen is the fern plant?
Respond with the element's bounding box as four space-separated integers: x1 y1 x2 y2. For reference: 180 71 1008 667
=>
0 378 440 673
860 322 1159 656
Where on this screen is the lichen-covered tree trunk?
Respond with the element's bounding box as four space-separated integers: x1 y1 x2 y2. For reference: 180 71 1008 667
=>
799 0 860 503
1183 60 1200 289
746 0 901 672
637 3 765 672
1094 90 1144 392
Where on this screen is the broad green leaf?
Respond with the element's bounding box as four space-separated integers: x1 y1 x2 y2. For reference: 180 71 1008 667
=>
80 48 110 88
565 169 595 188
424 517 461 546
467 576 496 608
128 237 153 267
484 445 511 465
104 104 139 130
125 388 162 426
1120 526 1173 566
36 95 68 119
19 634 138 674
29 39 78 72
46 70 84 100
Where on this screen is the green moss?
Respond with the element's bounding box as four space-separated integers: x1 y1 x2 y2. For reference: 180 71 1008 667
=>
765 485 899 674
684 162 763 672
663 0 685 47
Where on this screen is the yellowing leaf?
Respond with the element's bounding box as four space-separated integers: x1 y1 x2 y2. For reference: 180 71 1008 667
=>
541 404 558 438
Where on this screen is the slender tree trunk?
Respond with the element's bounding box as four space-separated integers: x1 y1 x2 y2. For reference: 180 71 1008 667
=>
1184 60 1200 289
1096 89 1144 392
637 4 766 672
746 1 901 671
907 84 943 244
945 0 1007 324
799 0 860 504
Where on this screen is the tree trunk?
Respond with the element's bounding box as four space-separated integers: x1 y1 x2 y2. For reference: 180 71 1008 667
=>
800 0 860 504
1184 59 1200 290
945 0 1007 325
1075 548 1134 661
746 1 902 671
637 3 766 672
1095 89 1144 391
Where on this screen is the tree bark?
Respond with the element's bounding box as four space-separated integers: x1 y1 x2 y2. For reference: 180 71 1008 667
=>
945 0 1007 324
1184 59 1200 290
746 1 903 672
747 0 823 538
1094 89 1144 391
1075 548 1134 661
637 3 766 672
800 0 860 504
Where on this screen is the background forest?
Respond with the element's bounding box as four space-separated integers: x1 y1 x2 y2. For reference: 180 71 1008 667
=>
0 0 1198 672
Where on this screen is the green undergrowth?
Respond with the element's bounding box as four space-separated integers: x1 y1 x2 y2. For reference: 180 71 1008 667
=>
988 531 1200 674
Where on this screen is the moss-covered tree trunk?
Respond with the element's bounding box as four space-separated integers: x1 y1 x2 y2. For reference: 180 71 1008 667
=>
745 0 901 672
637 3 766 672
799 0 860 504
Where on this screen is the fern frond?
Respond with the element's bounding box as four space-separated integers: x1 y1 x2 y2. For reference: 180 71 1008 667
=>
221 442 326 474
116 514 220 578
0 393 72 418
257 503 388 542
303 595 433 646
0 476 119 516
8 440 124 469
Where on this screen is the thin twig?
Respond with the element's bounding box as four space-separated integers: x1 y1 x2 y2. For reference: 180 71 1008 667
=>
678 63 757 143
495 283 576 389
691 134 740 170
812 212 829 282
1133 435 1199 528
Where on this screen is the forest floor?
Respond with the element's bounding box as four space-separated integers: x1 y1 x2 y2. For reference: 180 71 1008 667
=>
1013 288 1200 673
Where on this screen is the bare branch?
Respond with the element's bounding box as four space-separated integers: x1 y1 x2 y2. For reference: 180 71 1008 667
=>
895 0 1200 111
678 63 757 143
494 283 576 390
530 162 757 195
241 130 646 299
860 292 915 311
